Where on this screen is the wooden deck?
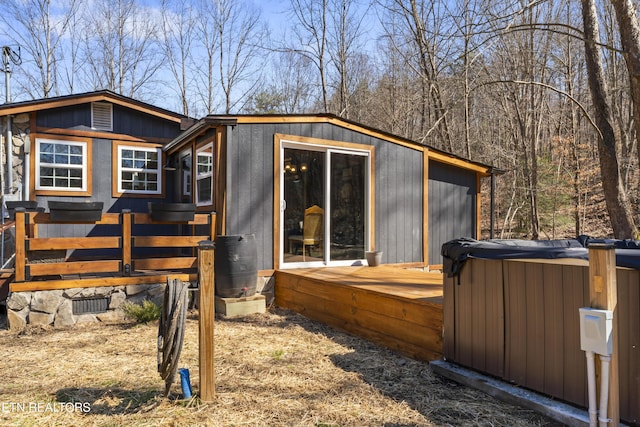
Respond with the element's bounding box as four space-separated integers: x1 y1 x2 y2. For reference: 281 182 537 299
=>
275 266 444 362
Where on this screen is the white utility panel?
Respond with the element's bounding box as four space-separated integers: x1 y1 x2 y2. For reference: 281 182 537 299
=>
579 307 613 356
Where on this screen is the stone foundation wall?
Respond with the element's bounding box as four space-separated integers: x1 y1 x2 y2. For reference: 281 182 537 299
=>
4 275 274 331
5 284 166 331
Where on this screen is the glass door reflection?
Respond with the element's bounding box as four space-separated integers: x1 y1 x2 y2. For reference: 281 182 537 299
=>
283 148 325 264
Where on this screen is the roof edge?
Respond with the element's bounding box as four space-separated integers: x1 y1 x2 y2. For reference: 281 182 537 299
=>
0 90 187 123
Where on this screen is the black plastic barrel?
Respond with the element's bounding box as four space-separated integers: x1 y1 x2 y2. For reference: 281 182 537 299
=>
214 234 258 298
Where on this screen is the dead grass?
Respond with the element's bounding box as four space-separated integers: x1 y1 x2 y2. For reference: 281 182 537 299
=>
0 307 562 426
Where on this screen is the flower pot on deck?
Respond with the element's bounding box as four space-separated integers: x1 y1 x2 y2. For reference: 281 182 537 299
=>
148 203 196 222
366 250 383 267
48 201 103 222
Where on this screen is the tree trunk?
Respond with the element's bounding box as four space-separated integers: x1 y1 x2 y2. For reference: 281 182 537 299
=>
610 0 640 174
582 0 637 238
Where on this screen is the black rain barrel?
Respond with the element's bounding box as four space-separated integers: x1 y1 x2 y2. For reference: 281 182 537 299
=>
214 234 258 298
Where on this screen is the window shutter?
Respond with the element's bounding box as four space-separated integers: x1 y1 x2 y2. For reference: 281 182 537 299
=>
92 102 113 131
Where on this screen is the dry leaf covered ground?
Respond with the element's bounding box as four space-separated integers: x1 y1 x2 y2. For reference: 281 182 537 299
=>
0 307 563 426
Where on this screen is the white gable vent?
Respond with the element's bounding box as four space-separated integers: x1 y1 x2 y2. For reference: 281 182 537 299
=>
92 102 113 131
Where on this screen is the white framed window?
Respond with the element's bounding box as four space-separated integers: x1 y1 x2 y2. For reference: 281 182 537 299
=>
117 145 161 194
92 102 113 131
35 138 88 193
195 143 213 206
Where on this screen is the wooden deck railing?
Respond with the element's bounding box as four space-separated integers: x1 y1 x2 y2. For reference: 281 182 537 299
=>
12 210 216 290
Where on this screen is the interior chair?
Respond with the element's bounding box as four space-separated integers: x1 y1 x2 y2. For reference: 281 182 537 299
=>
288 205 323 261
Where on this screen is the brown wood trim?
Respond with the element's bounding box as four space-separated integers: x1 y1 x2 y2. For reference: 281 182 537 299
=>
215 128 224 231
427 150 490 175
29 260 121 276
133 213 209 225
29 118 36 200
34 127 173 144
111 140 164 198
28 236 120 251
423 149 429 265
123 211 132 269
134 236 209 248
10 273 197 292
238 116 423 153
134 257 197 270
276 132 375 154
31 133 93 197
132 212 211 225
370 143 376 251
193 136 217 211
476 172 482 238
15 212 26 282
273 134 282 268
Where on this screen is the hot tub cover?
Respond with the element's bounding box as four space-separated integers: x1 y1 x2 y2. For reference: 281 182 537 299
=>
441 235 640 276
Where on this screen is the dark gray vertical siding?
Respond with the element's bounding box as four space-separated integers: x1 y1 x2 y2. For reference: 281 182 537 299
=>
113 105 181 139
227 124 275 270
35 137 170 240
428 161 477 265
37 103 181 139
37 105 91 128
375 141 422 264
225 121 425 269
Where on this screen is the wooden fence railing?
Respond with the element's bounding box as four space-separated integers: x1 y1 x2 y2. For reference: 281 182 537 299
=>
12 210 216 289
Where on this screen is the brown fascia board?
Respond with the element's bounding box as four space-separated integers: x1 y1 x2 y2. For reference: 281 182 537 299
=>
164 115 238 153
0 89 187 123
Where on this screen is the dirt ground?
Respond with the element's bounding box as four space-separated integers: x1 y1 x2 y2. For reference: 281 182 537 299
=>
0 306 564 426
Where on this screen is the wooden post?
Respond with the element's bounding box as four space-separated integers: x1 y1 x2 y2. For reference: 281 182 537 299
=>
14 210 25 282
197 240 216 402
122 210 132 276
588 243 619 427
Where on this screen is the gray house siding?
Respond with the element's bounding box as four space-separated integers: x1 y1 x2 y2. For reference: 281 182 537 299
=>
34 136 173 250
428 160 477 265
225 122 424 270
33 105 183 252
36 104 181 139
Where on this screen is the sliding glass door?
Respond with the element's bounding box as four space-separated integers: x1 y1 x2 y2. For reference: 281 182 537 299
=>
281 142 370 267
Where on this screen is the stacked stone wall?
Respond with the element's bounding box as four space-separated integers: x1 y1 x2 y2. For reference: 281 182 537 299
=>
5 284 165 330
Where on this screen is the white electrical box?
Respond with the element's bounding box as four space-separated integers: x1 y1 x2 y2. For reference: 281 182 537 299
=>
579 307 613 356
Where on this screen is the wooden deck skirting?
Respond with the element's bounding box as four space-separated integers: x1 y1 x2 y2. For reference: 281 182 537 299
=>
275 266 444 362
10 210 216 292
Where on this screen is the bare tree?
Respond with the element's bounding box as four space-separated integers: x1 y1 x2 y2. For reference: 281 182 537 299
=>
286 0 330 112
326 0 370 118
192 0 266 114
215 0 267 114
378 0 455 152
160 0 197 116
610 0 640 186
244 51 317 114
0 0 80 98
581 0 637 238
81 0 162 98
